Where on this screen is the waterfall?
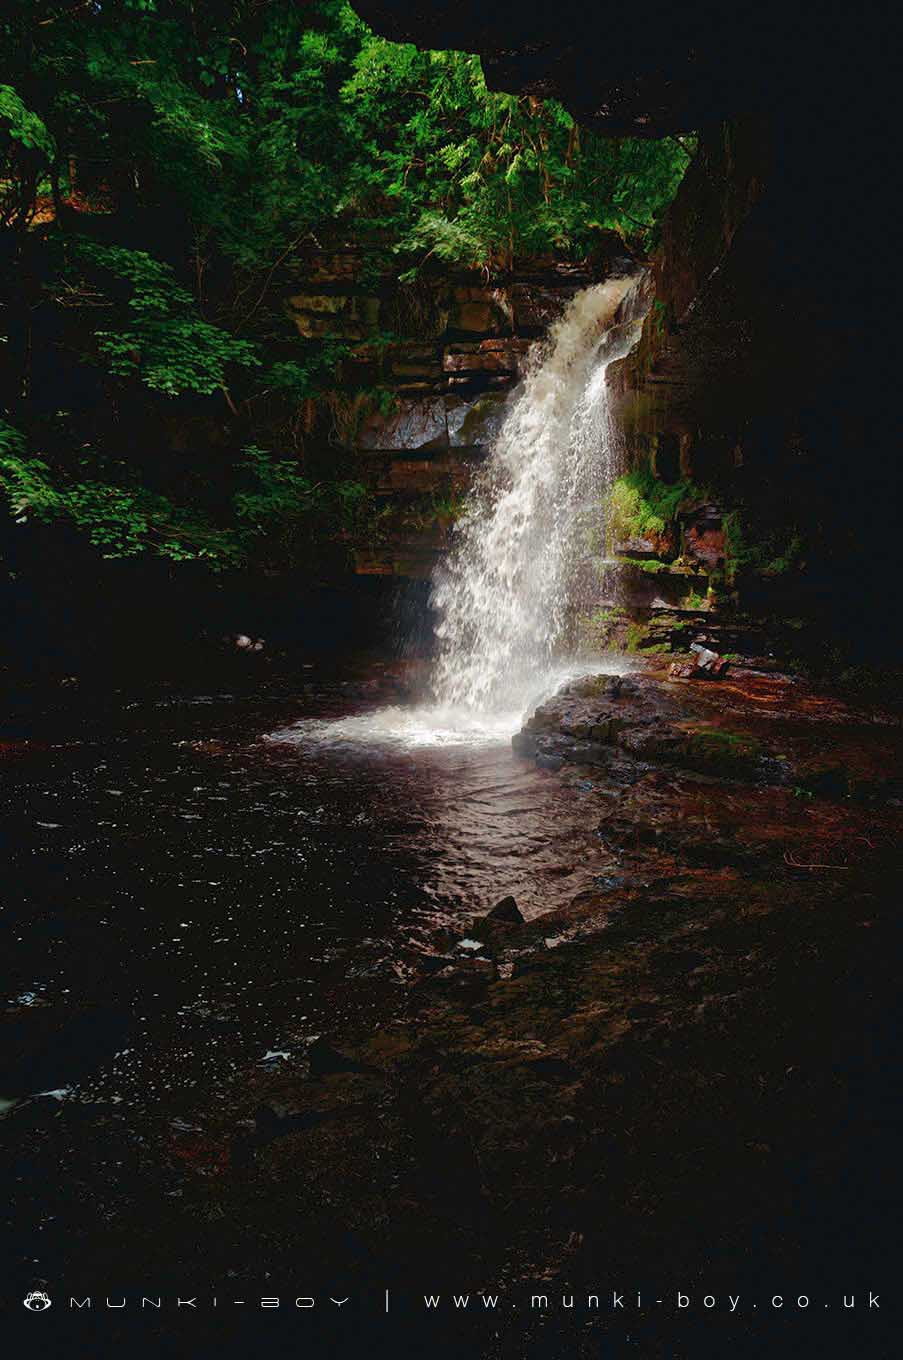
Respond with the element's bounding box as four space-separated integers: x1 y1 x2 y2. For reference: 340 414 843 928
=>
297 273 648 749
430 275 647 716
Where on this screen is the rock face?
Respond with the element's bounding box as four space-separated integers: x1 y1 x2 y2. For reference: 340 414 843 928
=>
596 111 890 661
332 250 635 578
485 895 524 925
669 644 729 680
357 7 900 661
513 672 777 780
606 117 775 440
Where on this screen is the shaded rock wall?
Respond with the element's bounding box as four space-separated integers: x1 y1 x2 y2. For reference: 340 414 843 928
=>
597 108 896 665
607 118 771 435
318 248 635 578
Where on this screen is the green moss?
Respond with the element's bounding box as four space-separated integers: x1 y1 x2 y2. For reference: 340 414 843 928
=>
400 487 466 531
763 536 804 575
609 464 705 546
723 509 804 581
723 509 743 566
625 621 651 652
682 728 763 773
577 607 616 650
578 605 644 653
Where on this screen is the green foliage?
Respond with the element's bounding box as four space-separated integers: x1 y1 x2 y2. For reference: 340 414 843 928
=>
723 510 804 580
0 0 691 567
0 84 55 158
234 443 366 536
0 420 26 460
400 488 467 531
260 344 352 403
0 422 242 563
0 425 367 566
0 82 56 226
74 242 260 395
610 465 704 542
338 30 686 268
625 621 652 652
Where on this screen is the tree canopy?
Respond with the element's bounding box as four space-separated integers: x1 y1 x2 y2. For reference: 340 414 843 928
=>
0 0 690 570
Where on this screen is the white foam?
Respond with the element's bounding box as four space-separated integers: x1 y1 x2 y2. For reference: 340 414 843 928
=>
268 658 627 751
269 703 520 749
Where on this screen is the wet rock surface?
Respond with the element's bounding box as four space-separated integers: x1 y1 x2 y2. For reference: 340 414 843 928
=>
514 671 774 781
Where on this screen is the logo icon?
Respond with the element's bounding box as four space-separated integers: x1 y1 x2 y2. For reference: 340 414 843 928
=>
23 1291 52 1311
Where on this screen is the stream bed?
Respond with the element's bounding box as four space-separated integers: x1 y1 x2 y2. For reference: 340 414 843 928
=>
2 655 902 1356
1 660 614 1112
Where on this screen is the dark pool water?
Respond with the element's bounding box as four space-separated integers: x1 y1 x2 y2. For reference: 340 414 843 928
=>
0 663 611 1110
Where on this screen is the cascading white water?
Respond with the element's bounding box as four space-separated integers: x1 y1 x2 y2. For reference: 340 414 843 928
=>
429 276 645 717
290 274 648 749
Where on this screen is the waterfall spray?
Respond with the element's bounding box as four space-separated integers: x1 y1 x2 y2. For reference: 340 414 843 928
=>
430 275 647 716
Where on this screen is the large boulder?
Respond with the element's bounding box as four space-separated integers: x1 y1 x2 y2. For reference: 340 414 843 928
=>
448 285 513 337
445 393 509 449
357 398 448 452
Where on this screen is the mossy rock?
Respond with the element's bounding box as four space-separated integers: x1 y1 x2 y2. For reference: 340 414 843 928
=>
564 674 623 699
609 465 706 547
674 727 764 777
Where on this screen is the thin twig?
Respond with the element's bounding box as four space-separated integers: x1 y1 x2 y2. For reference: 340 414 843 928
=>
783 850 852 870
